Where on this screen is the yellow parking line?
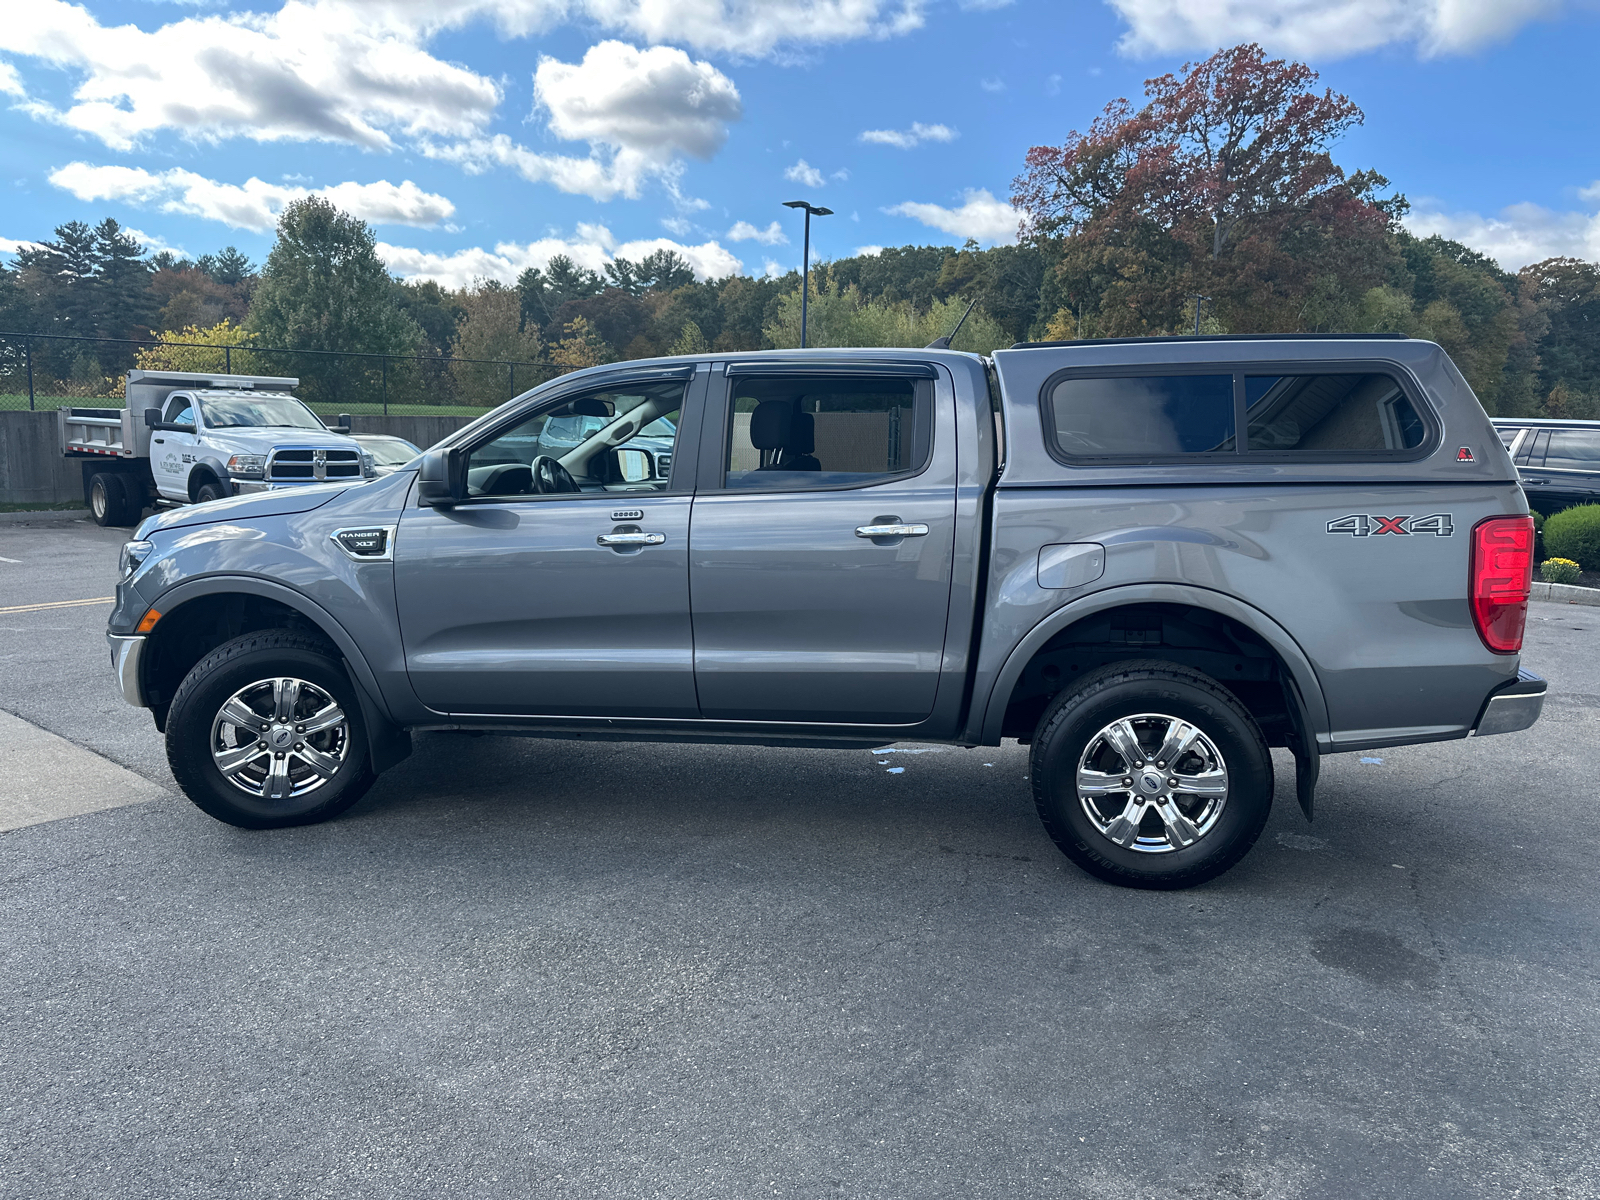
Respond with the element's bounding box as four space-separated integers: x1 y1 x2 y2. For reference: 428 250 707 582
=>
0 597 115 615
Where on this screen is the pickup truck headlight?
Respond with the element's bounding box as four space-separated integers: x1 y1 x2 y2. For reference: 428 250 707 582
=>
227 453 266 480
360 451 377 479
119 539 154 582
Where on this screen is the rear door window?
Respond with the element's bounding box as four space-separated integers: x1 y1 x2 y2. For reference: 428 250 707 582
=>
1046 374 1236 459
1543 430 1600 471
722 376 929 490
1244 373 1425 452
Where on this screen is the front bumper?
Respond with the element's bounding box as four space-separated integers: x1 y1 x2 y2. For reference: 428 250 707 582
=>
1472 669 1546 737
108 633 146 708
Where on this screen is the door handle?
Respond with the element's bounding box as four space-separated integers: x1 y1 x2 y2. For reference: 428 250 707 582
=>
596 531 666 547
855 523 929 539
153 438 164 444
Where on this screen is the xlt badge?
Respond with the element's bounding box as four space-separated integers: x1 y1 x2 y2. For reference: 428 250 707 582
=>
329 526 395 561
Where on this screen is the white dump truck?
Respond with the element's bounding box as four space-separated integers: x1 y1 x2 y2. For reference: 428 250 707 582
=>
59 370 374 526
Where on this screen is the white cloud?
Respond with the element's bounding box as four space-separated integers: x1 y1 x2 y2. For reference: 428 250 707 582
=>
1109 0 1570 58
378 225 742 289
121 227 188 259
3 0 926 156
1406 198 1600 270
421 41 739 204
7 0 502 152
48 162 455 232
1579 180 1600 204
0 237 41 256
854 244 886 256
859 122 957 150
761 259 787 278
536 41 740 160
1045 73 1062 96
728 220 789 245
784 159 826 188
884 188 1020 244
980 77 1005 92
661 216 692 236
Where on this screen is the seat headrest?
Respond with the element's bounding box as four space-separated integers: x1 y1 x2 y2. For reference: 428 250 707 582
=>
749 399 793 450
570 397 609 417
750 400 814 453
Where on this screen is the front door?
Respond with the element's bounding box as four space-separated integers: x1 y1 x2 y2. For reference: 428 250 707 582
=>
151 392 198 499
395 374 700 717
688 367 957 725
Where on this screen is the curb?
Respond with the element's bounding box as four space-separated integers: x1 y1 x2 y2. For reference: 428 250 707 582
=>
1531 580 1600 607
0 509 91 525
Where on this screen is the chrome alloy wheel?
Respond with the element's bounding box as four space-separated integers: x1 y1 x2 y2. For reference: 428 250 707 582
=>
1075 713 1229 854
210 677 349 801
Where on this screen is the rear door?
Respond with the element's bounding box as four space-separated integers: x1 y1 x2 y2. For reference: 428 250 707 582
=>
1538 428 1600 509
687 363 957 724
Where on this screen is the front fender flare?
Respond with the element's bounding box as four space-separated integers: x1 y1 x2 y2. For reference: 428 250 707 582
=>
973 582 1331 747
145 574 394 724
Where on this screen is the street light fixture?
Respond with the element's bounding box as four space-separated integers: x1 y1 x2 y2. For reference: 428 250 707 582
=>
783 200 833 348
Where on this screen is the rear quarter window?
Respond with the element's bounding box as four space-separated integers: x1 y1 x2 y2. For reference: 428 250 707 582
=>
1041 365 1433 463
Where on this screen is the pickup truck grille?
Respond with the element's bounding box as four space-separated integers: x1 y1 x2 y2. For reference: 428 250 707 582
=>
266 448 362 483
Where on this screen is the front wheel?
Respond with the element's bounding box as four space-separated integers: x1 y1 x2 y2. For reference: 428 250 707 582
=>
165 631 375 829
1030 660 1273 890
193 478 227 505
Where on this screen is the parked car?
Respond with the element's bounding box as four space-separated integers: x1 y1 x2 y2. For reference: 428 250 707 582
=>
107 336 1545 890
60 370 374 527
1492 417 1600 514
351 434 421 476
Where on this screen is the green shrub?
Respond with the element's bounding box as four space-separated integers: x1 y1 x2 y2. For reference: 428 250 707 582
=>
1541 558 1582 585
1544 504 1600 572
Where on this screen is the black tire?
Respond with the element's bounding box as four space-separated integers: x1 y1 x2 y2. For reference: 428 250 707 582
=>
193 477 227 505
89 472 139 527
166 631 375 830
1030 659 1273 890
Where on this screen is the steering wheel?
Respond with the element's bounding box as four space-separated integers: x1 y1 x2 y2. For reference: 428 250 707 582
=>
529 455 580 495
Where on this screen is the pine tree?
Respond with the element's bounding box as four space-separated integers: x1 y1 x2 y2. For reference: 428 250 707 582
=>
93 218 155 341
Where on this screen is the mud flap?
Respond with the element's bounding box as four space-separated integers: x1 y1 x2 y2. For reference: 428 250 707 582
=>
343 660 412 775
1283 676 1319 822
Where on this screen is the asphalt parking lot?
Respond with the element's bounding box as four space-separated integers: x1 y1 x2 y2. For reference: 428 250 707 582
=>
2 516 1598 1200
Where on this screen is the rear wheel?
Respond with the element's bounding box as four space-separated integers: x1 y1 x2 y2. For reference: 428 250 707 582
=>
88 472 140 526
165 631 374 829
1030 660 1273 890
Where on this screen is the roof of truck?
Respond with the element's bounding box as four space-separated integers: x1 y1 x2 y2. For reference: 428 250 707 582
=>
1010 333 1411 350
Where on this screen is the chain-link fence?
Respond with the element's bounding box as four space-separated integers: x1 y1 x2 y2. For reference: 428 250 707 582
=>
0 331 567 416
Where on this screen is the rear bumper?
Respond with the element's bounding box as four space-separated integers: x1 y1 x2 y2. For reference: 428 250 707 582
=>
1472 669 1546 737
108 633 146 708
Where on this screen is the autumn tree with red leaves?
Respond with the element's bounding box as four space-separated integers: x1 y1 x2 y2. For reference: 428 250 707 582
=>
1013 44 1406 337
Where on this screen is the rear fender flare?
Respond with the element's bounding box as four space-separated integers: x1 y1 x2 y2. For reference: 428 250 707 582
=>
975 583 1330 746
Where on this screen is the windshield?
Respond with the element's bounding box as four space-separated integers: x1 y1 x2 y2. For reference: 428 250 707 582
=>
198 393 324 430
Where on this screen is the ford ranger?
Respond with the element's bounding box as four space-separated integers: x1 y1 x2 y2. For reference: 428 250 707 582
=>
105 336 1545 889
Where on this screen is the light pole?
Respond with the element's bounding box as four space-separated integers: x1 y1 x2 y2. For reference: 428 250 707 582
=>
1189 294 1211 336
783 200 832 348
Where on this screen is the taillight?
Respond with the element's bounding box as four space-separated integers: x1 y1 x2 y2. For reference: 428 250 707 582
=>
1470 516 1534 654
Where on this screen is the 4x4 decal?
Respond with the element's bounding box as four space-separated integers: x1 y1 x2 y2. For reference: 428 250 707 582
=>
1327 514 1454 537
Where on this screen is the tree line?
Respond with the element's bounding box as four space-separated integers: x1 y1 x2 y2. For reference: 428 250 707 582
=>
1 42 1595 416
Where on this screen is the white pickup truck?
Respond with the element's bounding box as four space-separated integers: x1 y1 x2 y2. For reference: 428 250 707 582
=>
60 370 375 527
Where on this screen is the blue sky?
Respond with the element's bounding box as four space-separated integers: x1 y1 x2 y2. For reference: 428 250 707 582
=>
3 0 1597 287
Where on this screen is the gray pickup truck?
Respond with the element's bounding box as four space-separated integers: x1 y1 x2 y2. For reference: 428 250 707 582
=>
107 335 1544 889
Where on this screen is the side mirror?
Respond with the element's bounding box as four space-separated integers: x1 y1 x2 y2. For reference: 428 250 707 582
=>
143 408 162 429
416 447 467 507
329 412 352 435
